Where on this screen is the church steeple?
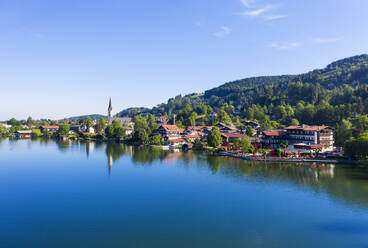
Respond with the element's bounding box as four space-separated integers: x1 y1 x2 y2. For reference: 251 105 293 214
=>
108 97 112 123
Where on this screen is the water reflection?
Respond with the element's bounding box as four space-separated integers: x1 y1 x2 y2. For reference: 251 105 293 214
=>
131 146 167 164
105 143 131 174
51 140 368 209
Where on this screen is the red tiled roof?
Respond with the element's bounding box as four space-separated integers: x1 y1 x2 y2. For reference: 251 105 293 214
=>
170 139 187 143
263 130 286 136
186 126 205 131
41 125 59 129
221 133 243 138
160 124 183 132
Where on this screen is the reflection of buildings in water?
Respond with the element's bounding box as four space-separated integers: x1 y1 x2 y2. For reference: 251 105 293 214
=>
108 153 113 175
162 151 184 164
284 164 335 184
161 150 198 165
318 164 335 179
85 142 95 158
219 161 336 186
105 144 133 175
307 164 335 182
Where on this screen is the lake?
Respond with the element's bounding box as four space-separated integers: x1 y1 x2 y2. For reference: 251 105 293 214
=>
1 138 368 248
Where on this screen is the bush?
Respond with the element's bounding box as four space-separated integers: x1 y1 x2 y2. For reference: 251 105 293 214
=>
31 129 42 137
193 139 204 150
149 135 163 145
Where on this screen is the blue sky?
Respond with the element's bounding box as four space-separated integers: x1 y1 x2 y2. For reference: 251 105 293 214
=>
1 0 368 120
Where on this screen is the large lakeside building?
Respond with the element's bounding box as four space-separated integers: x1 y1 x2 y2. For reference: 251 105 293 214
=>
261 125 334 152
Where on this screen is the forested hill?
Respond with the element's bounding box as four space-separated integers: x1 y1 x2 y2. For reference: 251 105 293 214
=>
204 54 368 107
118 54 368 139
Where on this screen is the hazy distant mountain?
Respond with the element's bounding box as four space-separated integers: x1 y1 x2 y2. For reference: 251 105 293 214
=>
65 114 106 121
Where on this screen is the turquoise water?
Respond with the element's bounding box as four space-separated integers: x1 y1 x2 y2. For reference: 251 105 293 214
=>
1 138 368 248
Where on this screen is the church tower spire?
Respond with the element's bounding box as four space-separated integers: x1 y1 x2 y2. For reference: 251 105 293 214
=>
108 97 112 124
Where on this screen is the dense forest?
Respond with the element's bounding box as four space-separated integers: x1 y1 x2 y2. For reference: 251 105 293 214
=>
119 55 368 122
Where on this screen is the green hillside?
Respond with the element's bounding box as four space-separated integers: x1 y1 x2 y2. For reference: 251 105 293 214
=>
204 54 368 107
118 54 368 147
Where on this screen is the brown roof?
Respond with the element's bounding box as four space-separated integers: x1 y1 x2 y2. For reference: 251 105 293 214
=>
41 125 59 129
217 122 237 130
160 124 183 132
170 138 187 143
186 126 205 131
186 126 214 132
221 133 243 138
263 130 286 136
286 125 331 131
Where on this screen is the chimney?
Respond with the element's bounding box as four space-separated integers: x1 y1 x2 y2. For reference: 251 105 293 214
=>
173 114 176 125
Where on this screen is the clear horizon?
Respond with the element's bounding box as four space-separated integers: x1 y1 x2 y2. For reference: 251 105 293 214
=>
1 0 368 120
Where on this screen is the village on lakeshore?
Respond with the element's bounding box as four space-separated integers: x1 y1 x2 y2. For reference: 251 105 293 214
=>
0 97 354 162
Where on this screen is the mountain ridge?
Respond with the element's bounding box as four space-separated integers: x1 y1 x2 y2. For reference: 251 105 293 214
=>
118 54 368 118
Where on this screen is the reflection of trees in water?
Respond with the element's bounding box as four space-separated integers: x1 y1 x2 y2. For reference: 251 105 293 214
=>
131 146 167 165
0 137 7 144
105 143 128 162
55 140 71 152
322 166 368 208
156 150 368 209
27 139 368 209
105 143 133 175
201 156 368 209
206 155 221 174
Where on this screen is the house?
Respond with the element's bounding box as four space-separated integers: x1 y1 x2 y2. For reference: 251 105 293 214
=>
157 124 186 145
15 130 32 139
40 125 59 133
156 116 169 125
221 133 244 144
166 138 187 146
185 126 213 138
85 126 95 134
285 125 334 151
243 120 260 135
184 134 202 142
216 123 239 133
260 130 287 148
157 124 184 137
260 125 335 151
243 120 260 130
185 126 204 134
125 126 134 136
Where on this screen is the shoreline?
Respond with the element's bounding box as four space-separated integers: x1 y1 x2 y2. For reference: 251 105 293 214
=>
4 136 368 166
212 150 368 166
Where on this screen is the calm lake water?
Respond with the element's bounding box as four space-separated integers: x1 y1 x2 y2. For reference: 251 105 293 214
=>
1 138 368 248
